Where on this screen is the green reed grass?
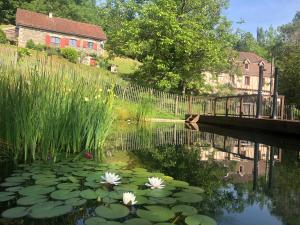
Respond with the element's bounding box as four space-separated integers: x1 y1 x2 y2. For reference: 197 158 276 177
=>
0 55 114 163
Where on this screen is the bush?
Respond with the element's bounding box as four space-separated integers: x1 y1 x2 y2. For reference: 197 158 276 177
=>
17 48 31 62
0 29 7 44
26 39 35 49
61 48 79 63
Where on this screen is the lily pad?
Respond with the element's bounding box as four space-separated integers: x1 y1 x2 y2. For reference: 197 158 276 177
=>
19 185 55 196
2 207 28 218
185 215 217 225
0 182 20 187
146 189 172 198
148 197 176 205
30 203 73 219
95 203 129 219
0 194 15 202
57 183 80 190
5 186 23 192
65 198 87 206
183 186 204 194
171 205 197 216
17 195 48 206
35 178 58 186
169 180 189 188
80 189 97 200
124 218 152 225
50 190 80 200
136 206 175 222
175 193 202 203
85 217 106 225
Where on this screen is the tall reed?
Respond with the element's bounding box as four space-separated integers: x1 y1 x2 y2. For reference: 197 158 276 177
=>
0 58 114 163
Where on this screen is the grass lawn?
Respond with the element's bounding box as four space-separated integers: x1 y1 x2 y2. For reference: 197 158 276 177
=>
108 57 140 75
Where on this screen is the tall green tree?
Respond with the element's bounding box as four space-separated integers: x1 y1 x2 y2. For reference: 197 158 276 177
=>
109 0 235 94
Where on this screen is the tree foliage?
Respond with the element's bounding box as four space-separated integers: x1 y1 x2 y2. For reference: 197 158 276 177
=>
0 29 7 44
106 0 235 94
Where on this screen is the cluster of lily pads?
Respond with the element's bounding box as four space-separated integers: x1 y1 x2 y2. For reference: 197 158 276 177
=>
0 160 217 225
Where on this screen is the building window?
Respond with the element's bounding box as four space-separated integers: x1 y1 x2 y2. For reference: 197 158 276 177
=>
50 36 60 47
230 75 235 84
69 39 77 47
100 41 104 49
245 63 249 70
88 41 94 49
244 76 250 86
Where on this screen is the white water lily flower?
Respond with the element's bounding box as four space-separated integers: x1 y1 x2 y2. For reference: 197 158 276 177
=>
145 177 165 189
123 192 137 205
101 172 121 185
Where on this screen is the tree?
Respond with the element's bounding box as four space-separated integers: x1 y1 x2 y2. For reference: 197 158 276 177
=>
109 0 235 94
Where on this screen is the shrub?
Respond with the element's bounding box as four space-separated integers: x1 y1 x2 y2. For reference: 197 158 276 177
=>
61 47 79 63
17 48 31 62
26 39 35 49
0 29 7 44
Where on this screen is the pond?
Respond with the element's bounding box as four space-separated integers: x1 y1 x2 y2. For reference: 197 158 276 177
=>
0 122 299 225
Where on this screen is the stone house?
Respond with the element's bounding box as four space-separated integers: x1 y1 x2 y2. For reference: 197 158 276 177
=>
15 8 106 65
218 52 274 95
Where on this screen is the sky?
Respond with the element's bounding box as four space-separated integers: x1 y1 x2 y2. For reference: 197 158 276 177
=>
224 0 300 36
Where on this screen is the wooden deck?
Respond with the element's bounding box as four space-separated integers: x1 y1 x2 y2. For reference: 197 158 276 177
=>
185 114 300 136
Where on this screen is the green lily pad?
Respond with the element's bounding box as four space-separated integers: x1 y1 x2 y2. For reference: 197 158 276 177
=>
30 203 73 219
146 189 171 198
183 186 204 194
155 223 173 225
57 183 80 190
124 218 152 225
80 189 97 200
5 186 23 192
35 178 58 186
0 194 15 202
169 180 189 188
65 198 87 206
135 195 149 205
185 215 217 225
148 197 176 205
1 207 28 218
85 217 106 225
5 176 26 183
50 190 80 200
171 205 197 216
95 203 129 219
136 206 175 222
175 193 202 203
19 185 55 196
0 182 20 187
95 189 109 198
17 195 48 206
84 181 101 188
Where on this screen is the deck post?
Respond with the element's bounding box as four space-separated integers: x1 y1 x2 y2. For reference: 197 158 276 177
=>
280 96 285 119
253 142 259 191
213 98 217 116
225 97 229 117
256 65 264 118
272 68 279 119
188 95 192 114
239 96 244 117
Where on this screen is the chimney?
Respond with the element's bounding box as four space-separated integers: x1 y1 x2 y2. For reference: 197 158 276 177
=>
49 12 53 18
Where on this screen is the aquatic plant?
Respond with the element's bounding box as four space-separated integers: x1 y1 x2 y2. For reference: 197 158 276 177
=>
0 160 215 225
0 58 114 163
101 172 121 185
122 192 137 205
145 177 165 189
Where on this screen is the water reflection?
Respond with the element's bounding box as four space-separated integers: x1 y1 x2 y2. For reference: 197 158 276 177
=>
105 123 300 225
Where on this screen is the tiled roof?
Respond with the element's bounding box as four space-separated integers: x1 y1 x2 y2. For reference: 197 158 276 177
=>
16 9 106 41
238 52 272 77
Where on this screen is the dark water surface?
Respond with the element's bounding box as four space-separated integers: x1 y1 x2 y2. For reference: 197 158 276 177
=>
1 122 299 225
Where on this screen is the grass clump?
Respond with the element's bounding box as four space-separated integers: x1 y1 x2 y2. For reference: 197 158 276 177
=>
0 61 114 163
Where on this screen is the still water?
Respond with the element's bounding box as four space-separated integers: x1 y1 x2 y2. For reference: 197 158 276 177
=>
0 122 299 225
104 122 300 225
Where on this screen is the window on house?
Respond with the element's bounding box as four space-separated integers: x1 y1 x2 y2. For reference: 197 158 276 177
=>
230 75 235 84
239 165 244 173
88 41 94 49
245 76 250 86
50 37 60 47
69 39 77 47
100 41 104 49
245 63 249 70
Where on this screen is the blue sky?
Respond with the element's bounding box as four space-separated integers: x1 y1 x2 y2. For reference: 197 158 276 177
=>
224 0 300 35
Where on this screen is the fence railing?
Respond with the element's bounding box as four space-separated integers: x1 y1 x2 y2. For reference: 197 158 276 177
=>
1 44 299 121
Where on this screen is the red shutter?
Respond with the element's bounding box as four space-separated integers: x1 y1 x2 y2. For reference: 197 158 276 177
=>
65 38 69 46
61 38 65 48
83 41 87 48
77 40 81 47
93 43 97 50
45 35 51 46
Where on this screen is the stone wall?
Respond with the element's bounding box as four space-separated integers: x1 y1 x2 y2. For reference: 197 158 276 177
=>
17 26 104 56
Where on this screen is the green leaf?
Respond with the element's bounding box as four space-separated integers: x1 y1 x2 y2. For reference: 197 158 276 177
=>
2 207 28 218
65 198 87 206
50 190 80 200
136 206 175 222
29 203 72 218
85 217 106 225
95 203 129 219
175 193 202 203
124 218 152 225
19 185 55 196
80 189 97 200
171 205 197 216
17 195 48 206
185 215 217 225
